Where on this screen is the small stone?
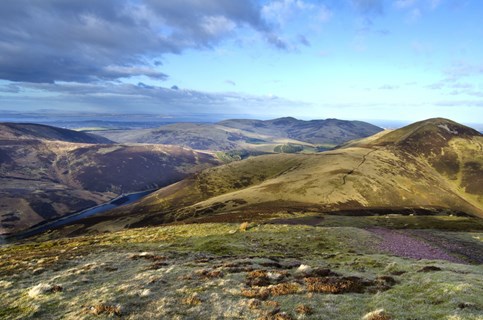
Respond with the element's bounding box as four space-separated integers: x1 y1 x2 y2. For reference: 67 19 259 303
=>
362 309 391 320
295 264 312 275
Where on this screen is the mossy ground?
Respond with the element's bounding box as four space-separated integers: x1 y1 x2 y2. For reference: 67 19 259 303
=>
1 221 482 319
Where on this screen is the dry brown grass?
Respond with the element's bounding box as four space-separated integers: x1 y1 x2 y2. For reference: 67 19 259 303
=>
264 300 280 309
242 282 301 300
258 312 294 320
195 269 224 279
269 282 301 296
240 222 250 232
241 288 270 300
304 277 366 294
182 294 202 306
246 270 271 287
295 304 313 315
89 304 122 316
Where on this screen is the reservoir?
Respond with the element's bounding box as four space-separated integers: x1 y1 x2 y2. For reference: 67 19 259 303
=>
4 189 155 241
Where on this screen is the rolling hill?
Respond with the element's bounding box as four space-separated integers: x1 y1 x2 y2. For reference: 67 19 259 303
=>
0 122 112 144
2 119 482 320
93 117 383 151
218 117 383 145
75 118 482 232
0 123 220 235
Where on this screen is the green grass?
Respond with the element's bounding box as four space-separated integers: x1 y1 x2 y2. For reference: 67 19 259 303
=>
318 215 483 231
1 222 482 319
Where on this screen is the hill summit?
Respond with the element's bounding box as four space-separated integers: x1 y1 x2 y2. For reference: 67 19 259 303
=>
66 118 482 235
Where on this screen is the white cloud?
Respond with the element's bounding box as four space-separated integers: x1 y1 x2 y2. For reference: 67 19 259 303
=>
262 0 332 25
201 16 236 36
395 0 418 9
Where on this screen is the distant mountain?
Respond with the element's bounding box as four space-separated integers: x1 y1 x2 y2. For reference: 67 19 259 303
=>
218 117 383 145
0 122 112 144
80 118 482 232
0 124 220 235
94 117 383 151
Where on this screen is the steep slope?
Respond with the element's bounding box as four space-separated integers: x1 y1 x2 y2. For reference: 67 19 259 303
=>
0 125 220 235
80 118 481 232
95 118 383 151
0 122 112 144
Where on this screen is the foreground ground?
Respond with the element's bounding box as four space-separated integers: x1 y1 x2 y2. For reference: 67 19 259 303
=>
1 215 483 320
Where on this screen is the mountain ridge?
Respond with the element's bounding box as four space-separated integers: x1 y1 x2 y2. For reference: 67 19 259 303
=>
93 117 383 151
0 122 112 144
75 118 482 233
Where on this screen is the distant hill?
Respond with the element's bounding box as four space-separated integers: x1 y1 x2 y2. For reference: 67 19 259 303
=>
0 124 220 235
0 122 112 144
218 117 383 145
79 118 482 232
94 117 383 151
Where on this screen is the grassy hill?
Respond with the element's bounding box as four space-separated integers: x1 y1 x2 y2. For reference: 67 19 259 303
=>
94 117 383 152
68 118 482 234
219 117 383 145
1 119 482 320
1 220 482 319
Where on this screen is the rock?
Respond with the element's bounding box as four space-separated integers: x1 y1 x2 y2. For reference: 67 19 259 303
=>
362 308 391 320
295 264 312 275
139 289 151 297
28 283 62 298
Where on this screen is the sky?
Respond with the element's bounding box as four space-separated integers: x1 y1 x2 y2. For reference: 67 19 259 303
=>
0 0 482 124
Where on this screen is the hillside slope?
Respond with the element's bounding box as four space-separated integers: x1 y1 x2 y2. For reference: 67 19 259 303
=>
0 122 112 144
0 125 220 235
80 118 482 232
219 117 383 145
94 118 383 151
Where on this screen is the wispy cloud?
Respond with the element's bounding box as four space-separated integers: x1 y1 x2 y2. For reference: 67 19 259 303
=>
2 81 306 115
351 0 384 16
444 61 483 80
379 84 399 90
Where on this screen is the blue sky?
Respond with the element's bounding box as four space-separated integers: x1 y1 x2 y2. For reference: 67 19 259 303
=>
0 0 482 124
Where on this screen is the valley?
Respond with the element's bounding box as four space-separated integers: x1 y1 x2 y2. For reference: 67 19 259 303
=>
1 117 482 320
55 118 481 237
93 117 383 152
0 123 220 235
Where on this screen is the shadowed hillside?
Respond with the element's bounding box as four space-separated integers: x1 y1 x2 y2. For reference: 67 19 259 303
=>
0 124 220 235
0 122 112 144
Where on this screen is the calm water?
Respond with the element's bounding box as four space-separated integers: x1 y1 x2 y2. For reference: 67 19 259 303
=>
4 190 155 241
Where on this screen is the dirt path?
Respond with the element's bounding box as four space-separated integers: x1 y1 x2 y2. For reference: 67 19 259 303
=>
367 227 466 263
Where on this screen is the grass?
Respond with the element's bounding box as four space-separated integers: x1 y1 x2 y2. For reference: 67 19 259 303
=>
1 222 482 319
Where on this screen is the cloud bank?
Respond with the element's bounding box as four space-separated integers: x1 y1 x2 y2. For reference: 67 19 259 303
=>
0 0 277 84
